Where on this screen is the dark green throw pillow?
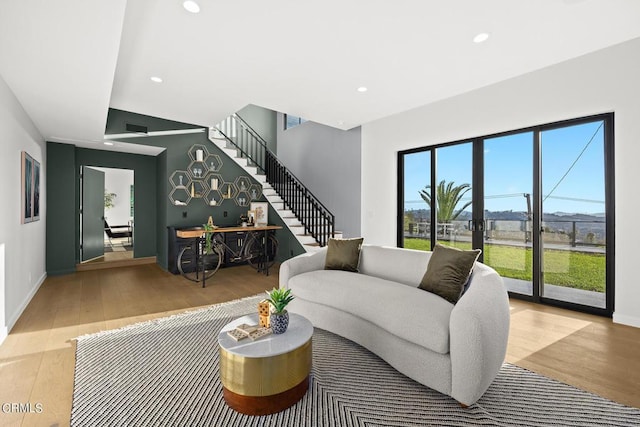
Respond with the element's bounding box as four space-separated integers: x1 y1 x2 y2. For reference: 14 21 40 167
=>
419 244 481 304
325 238 364 272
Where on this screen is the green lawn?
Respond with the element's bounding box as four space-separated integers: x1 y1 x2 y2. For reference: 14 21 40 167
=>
404 238 605 293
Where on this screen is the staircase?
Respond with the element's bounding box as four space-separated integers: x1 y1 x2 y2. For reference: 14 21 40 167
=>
208 114 339 252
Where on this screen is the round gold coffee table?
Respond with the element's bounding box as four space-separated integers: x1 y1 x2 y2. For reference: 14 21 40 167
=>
218 313 313 415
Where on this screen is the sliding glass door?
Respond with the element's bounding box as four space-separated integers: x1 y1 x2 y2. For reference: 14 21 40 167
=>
398 114 613 316
540 120 608 309
482 132 534 297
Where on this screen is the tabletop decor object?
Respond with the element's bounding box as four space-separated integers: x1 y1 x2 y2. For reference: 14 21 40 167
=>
265 288 294 334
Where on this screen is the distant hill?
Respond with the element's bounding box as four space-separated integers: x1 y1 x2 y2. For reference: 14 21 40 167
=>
406 209 604 223
405 209 605 240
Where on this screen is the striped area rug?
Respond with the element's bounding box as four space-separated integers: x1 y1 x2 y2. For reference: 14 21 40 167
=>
72 296 640 426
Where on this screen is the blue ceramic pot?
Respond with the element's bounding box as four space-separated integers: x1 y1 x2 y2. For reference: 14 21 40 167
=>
270 311 289 334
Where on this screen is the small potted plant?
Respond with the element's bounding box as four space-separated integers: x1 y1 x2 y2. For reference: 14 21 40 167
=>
203 222 216 255
265 288 295 334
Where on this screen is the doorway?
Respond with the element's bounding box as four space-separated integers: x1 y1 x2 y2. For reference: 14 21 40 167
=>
399 113 614 316
80 166 134 264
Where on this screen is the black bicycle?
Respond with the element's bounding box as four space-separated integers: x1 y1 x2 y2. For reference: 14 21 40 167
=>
177 230 278 283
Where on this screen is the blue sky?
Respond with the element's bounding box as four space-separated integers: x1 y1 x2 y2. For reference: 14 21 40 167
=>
403 120 605 215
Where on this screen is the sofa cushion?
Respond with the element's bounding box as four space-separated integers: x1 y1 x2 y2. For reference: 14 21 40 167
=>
288 270 453 354
419 244 481 304
359 245 432 287
325 238 364 272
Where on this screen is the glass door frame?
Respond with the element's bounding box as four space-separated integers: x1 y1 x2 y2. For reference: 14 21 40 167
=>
398 140 475 252
398 113 614 317
532 114 615 316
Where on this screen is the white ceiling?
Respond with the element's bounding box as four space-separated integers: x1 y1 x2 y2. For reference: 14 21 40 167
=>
1 0 640 155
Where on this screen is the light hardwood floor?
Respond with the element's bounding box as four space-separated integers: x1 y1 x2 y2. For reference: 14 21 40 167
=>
0 264 638 426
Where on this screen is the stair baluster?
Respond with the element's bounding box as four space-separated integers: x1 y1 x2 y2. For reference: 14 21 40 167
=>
213 115 335 248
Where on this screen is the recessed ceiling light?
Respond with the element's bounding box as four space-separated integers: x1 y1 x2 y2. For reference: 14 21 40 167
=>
473 33 490 43
150 76 163 83
357 87 368 93
183 1 200 13
103 142 114 146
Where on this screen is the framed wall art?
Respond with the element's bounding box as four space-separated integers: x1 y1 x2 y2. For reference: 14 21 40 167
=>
250 202 268 225
21 151 40 223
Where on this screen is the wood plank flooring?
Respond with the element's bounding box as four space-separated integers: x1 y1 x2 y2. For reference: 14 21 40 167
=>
0 264 638 426
507 298 640 409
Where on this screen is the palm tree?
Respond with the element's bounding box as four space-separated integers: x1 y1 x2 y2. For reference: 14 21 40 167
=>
419 180 472 222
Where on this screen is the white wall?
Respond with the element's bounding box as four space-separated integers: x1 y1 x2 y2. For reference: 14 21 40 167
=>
93 167 134 227
361 37 640 327
0 74 46 342
236 104 278 153
277 114 362 238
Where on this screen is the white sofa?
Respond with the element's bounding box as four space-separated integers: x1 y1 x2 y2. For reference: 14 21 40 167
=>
279 244 510 406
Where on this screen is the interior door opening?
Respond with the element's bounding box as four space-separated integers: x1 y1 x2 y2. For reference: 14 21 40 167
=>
80 166 134 264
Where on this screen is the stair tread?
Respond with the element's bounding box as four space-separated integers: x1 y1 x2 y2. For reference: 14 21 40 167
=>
210 134 334 250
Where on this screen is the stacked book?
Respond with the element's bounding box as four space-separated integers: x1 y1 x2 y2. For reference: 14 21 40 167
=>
227 323 273 341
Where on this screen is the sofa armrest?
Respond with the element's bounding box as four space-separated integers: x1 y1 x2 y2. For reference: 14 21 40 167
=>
449 263 510 405
279 248 328 290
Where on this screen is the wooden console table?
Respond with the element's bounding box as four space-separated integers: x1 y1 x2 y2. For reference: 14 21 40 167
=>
175 225 282 287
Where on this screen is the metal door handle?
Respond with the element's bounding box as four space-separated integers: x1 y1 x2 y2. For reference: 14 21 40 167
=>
469 219 485 232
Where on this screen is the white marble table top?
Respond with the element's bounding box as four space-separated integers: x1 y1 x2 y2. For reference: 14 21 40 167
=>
218 313 313 358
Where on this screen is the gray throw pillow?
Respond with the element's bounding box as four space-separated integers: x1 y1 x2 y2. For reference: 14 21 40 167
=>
325 238 364 272
419 244 481 304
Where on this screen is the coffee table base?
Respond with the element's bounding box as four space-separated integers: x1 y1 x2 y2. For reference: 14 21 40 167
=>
222 376 309 415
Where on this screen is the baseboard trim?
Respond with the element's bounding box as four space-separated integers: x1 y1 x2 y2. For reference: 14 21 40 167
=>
613 313 640 329
47 268 77 276
0 326 7 346
7 271 47 333
76 256 157 272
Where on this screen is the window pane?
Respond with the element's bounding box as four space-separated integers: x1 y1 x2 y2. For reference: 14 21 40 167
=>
484 132 534 296
435 143 473 250
402 151 431 251
285 115 307 130
541 120 606 308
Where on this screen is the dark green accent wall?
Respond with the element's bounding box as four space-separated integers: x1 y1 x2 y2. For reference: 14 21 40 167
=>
157 130 276 267
74 148 157 261
46 142 77 275
157 150 168 269
106 109 202 134
268 205 306 261
45 142 158 274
